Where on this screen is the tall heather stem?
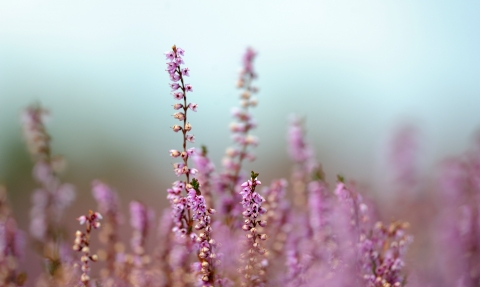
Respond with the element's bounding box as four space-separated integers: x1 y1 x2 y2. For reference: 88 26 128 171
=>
165 45 197 237
218 48 259 227
226 48 259 195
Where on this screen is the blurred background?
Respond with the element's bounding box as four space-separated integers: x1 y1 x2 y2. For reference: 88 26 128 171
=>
1 0 480 283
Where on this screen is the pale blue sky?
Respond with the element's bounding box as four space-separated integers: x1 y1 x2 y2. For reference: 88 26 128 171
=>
1 0 479 202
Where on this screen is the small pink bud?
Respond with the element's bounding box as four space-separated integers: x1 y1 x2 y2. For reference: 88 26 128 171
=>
78 216 87 225
169 150 181 158
173 112 185 121
173 92 184 100
188 103 198 112
189 168 198 175
171 125 182 132
94 212 103 220
170 83 180 91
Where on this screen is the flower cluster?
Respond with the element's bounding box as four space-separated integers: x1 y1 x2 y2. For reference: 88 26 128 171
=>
360 221 412 287
239 171 268 287
73 211 102 286
188 179 218 286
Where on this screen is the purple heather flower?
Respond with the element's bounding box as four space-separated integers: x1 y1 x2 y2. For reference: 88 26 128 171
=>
176 47 185 56
173 112 185 121
170 149 181 158
170 83 180 91
181 67 190 76
173 91 184 100
185 84 193 92
173 103 183 110
165 51 175 61
172 125 182 132
188 103 198 111
170 73 181 82
166 62 177 73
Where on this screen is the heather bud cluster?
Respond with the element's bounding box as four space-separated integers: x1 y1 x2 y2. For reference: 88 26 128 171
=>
73 211 102 286
239 172 268 287
360 221 412 287
189 181 218 286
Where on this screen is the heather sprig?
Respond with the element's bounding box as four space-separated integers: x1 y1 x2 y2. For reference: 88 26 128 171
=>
166 45 198 237
360 221 412 287
223 48 259 190
239 171 268 287
91 180 122 278
21 104 76 275
73 211 102 286
188 179 218 286
217 48 259 227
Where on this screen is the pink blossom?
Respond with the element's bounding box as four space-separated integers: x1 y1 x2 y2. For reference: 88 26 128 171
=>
172 125 182 132
173 112 185 121
173 91 184 100
188 103 198 111
170 83 180 91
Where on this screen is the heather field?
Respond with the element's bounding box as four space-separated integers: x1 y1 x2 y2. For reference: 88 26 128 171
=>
1 2 479 286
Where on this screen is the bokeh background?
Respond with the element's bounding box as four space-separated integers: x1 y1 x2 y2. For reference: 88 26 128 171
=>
1 0 480 283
